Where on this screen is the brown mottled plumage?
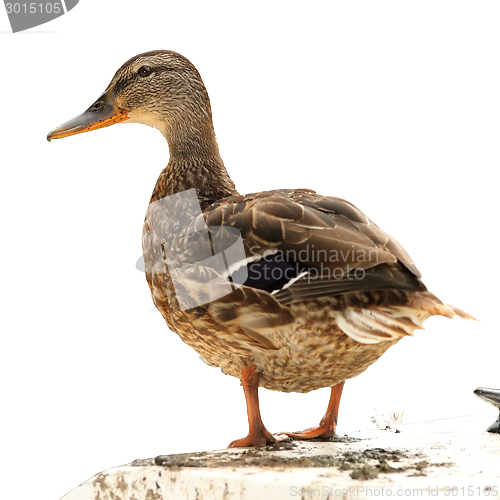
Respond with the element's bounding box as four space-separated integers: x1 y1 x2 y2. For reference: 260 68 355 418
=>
48 50 474 448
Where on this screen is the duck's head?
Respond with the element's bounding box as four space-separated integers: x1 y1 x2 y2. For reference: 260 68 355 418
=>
47 50 216 154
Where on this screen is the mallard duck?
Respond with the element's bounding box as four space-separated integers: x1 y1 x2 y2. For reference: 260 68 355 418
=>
48 50 474 448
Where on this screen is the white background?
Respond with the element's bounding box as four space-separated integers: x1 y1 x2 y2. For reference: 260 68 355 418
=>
1 2 498 499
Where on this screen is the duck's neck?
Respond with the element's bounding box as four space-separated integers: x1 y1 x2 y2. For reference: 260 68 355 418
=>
150 119 239 210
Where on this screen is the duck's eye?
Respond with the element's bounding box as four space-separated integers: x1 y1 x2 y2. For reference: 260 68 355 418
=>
138 66 152 77
90 101 104 111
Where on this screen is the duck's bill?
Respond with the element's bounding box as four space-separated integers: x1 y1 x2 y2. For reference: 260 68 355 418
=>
47 96 129 142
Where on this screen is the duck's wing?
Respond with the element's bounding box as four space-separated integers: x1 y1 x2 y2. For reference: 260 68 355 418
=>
163 189 470 348
203 188 426 304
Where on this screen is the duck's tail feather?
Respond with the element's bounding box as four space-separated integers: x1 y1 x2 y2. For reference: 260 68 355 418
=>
336 291 476 345
411 291 477 321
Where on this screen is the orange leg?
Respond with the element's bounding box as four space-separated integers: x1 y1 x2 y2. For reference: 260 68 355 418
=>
228 365 276 448
283 381 345 440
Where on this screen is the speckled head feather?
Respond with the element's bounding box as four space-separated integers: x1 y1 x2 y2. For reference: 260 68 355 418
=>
107 51 214 141
96 50 239 207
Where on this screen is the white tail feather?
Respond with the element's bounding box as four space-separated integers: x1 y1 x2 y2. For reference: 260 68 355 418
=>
336 295 476 345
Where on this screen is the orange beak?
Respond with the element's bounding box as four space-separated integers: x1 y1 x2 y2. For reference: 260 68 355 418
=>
47 92 129 142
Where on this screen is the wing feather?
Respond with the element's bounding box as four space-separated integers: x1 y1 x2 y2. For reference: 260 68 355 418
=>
202 189 425 303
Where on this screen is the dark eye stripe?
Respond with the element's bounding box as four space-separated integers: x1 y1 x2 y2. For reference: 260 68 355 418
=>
113 66 174 95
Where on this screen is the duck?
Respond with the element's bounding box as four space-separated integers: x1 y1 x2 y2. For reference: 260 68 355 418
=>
47 50 475 448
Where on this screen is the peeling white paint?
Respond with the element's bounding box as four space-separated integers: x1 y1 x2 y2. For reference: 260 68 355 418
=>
60 413 500 500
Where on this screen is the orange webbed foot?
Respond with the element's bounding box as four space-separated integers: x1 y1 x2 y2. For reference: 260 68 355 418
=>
282 382 345 441
228 427 276 448
280 422 335 441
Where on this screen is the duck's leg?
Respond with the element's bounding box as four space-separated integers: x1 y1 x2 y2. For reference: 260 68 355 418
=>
228 365 276 448
282 381 345 440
